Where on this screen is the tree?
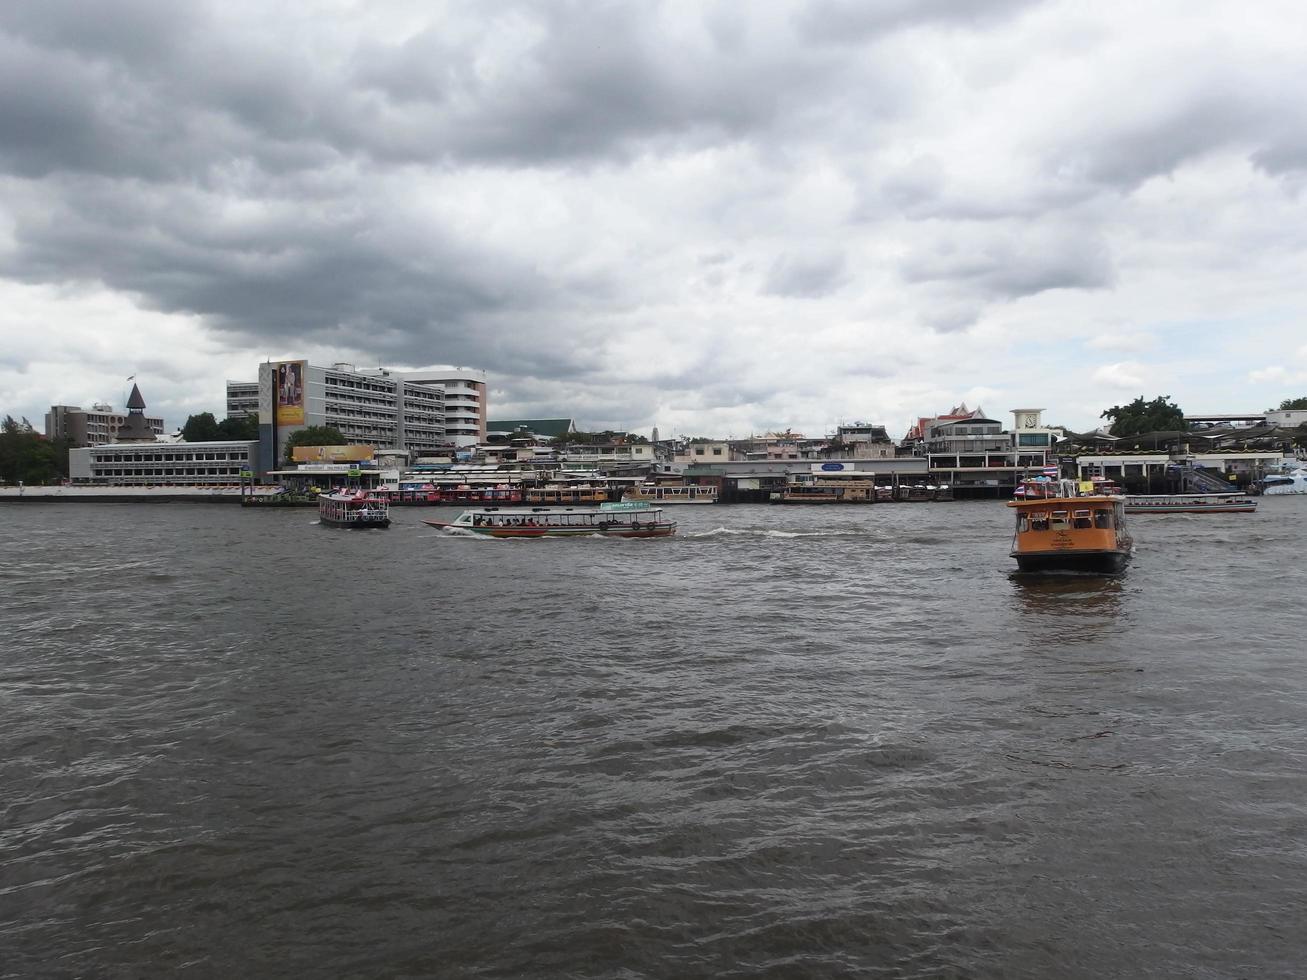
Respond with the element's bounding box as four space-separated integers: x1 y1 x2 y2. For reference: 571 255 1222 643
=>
1277 397 1307 411
0 416 69 484
1100 395 1186 437
551 429 648 446
181 412 221 442
283 425 347 461
216 414 259 440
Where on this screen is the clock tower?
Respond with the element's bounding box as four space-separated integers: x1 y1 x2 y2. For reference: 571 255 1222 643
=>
1011 408 1045 431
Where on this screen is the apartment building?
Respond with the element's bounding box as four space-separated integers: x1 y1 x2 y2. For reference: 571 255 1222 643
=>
45 403 166 447
401 371 487 446
226 381 259 418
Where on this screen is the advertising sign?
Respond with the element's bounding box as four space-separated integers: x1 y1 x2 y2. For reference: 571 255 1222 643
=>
820 462 848 471
275 360 306 426
291 445 375 463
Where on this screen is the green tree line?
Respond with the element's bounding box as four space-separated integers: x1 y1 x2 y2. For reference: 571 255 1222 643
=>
0 416 71 484
180 412 259 441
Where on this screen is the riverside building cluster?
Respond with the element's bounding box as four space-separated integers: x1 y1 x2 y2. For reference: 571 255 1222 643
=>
30 368 1304 499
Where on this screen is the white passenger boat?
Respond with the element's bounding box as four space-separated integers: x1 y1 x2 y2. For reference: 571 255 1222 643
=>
423 501 677 538
1124 493 1257 514
1257 460 1307 495
622 482 718 505
318 490 392 528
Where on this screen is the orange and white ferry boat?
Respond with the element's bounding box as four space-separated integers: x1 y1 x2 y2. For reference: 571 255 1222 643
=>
1008 478 1132 574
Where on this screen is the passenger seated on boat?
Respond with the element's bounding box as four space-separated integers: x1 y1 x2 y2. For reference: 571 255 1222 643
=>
1072 510 1092 529
1030 512 1050 531
1095 510 1113 529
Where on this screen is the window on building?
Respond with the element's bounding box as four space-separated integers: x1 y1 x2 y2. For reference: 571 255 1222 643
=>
712 448 722 456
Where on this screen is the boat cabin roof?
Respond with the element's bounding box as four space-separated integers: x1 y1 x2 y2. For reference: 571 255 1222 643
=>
1007 495 1120 509
459 502 658 515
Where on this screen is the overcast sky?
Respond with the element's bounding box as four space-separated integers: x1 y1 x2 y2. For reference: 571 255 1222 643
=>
4 0 1307 439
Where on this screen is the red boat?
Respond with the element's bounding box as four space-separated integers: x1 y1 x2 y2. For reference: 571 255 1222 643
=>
379 486 524 506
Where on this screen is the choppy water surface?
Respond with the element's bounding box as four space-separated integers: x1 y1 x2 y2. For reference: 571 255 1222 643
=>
3 499 1307 978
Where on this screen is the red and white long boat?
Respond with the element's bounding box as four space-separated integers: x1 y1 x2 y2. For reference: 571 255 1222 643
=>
423 501 676 538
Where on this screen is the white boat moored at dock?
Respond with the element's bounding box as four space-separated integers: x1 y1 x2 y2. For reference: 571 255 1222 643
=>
1124 493 1257 514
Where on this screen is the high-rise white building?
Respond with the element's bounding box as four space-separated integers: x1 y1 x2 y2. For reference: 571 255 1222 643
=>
375 369 487 447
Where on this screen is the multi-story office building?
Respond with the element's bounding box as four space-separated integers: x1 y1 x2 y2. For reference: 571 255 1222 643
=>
226 381 259 419
45 403 166 447
251 361 448 475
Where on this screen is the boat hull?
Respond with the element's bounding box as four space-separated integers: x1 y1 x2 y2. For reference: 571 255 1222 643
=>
423 520 673 538
321 517 391 529
1011 549 1130 574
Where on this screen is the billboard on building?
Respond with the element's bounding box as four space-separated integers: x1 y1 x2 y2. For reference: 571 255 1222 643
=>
291 445 375 463
275 360 306 425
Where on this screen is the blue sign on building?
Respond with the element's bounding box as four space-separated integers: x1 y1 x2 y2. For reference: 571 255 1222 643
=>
821 462 846 471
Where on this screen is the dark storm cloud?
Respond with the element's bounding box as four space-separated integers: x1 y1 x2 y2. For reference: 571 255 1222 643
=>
0 2 852 182
7 0 1306 436
349 5 832 165
0 0 876 390
0 172 599 378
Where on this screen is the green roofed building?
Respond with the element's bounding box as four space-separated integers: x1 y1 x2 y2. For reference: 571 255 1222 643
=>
487 419 577 439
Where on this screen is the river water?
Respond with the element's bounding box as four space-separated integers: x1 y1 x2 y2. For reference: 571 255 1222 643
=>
3 499 1307 978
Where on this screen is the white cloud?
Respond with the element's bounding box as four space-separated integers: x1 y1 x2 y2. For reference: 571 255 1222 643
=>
1086 330 1155 353
1091 361 1147 390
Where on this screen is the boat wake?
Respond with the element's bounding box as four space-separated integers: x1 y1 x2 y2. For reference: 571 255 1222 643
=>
689 526 878 539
